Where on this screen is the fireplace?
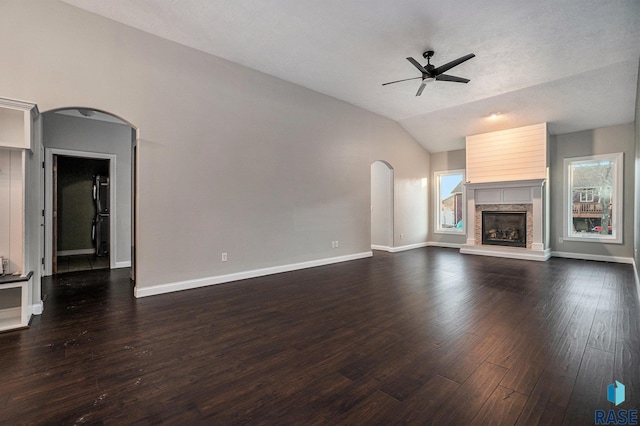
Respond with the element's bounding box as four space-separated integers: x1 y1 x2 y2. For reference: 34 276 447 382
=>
482 211 526 248
461 179 549 261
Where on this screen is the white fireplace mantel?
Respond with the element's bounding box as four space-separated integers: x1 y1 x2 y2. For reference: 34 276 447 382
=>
460 178 551 261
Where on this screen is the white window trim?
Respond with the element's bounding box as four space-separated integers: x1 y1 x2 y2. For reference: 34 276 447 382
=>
434 169 466 235
563 152 623 244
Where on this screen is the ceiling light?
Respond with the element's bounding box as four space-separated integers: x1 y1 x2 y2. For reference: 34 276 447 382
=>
488 112 502 119
77 108 96 117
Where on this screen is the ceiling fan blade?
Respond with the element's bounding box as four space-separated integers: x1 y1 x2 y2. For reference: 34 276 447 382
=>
415 81 427 96
406 57 428 74
382 76 424 86
435 74 470 83
432 53 475 76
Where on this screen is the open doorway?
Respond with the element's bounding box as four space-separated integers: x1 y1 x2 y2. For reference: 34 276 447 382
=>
42 108 136 278
371 160 394 251
53 154 111 274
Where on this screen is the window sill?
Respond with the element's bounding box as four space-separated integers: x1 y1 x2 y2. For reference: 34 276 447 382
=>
434 229 466 235
563 235 622 244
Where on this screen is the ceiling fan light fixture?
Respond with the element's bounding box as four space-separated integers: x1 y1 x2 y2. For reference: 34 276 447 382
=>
382 51 475 96
77 108 96 117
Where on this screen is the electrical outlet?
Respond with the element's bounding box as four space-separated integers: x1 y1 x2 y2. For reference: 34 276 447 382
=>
558 237 563 244
335 240 339 248
221 253 227 262
400 233 404 240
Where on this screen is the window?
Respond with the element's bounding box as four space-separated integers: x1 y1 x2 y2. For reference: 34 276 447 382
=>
564 153 623 243
579 189 594 202
435 169 465 234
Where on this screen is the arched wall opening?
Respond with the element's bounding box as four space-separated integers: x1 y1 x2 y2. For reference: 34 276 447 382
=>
371 160 394 251
40 107 138 281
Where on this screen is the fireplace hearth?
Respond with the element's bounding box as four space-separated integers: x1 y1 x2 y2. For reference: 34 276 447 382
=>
482 211 526 248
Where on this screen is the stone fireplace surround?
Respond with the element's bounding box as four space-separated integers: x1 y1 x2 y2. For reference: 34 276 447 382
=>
460 179 551 261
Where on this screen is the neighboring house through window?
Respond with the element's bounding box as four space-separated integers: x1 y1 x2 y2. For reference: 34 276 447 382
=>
435 169 465 234
564 152 623 243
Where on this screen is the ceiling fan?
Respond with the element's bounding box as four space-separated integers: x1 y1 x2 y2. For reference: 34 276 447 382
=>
382 50 475 96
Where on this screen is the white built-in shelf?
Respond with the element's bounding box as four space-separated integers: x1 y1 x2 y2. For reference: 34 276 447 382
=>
0 272 32 332
0 98 38 151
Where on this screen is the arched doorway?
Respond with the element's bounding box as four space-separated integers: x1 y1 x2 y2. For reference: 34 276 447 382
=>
41 108 137 280
370 160 394 251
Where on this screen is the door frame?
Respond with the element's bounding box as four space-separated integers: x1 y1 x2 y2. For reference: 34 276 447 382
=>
44 148 117 275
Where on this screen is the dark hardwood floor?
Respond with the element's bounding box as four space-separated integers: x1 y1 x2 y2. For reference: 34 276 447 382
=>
1 248 638 425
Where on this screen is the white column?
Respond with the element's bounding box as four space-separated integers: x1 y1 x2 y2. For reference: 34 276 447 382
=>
531 184 544 251
465 187 476 246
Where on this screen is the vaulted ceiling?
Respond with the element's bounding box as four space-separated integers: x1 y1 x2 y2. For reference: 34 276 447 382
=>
61 0 639 152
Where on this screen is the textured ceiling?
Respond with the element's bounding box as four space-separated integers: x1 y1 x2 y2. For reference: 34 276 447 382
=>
61 0 640 152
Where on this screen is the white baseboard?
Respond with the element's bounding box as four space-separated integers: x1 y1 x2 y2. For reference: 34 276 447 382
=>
30 301 44 316
114 261 132 269
388 242 429 253
134 251 373 298
426 241 463 249
633 259 640 301
371 245 392 252
57 249 94 256
551 251 634 264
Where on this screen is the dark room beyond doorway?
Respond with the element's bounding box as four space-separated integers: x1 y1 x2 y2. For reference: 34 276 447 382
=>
55 155 110 274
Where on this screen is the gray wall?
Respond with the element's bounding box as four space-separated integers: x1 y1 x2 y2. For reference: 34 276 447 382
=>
429 149 466 246
0 1 429 291
550 123 635 258
43 113 132 265
371 161 393 248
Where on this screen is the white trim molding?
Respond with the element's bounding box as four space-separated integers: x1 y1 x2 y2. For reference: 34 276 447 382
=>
29 301 44 316
551 251 634 264
633 259 640 301
388 242 429 253
114 261 132 269
134 251 373 298
371 245 392 252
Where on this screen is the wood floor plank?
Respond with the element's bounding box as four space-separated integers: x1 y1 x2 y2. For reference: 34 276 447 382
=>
587 308 618 353
562 346 614 425
544 291 598 379
430 361 508 424
332 390 400 425
393 374 460 424
438 332 508 383
471 385 528 425
0 250 637 424
614 338 640 411
516 371 575 425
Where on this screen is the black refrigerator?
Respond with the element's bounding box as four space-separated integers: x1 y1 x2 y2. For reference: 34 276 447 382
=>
92 175 110 257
